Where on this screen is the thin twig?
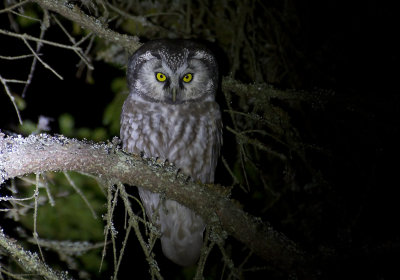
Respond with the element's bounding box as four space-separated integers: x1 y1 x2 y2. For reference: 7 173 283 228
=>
0 28 83 51
194 227 214 280
117 183 163 280
9 10 41 22
0 267 28 280
0 54 35 60
74 31 94 48
22 37 63 80
110 186 119 271
0 226 72 280
52 14 93 70
226 126 287 161
106 2 156 28
42 175 55 207
221 156 244 191
100 184 119 272
22 10 49 97
30 0 141 53
114 221 132 280
64 172 97 219
0 74 23 124
33 173 45 262
0 0 30 14
0 78 27 84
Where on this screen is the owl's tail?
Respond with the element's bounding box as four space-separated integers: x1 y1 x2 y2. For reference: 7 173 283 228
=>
159 199 205 266
138 188 205 266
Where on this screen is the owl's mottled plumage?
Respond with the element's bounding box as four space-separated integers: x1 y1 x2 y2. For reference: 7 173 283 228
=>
120 39 222 266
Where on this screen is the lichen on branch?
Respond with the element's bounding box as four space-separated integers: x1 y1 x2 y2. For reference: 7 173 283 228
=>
0 133 306 273
30 0 141 54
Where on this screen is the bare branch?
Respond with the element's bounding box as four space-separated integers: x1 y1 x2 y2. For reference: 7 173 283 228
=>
33 173 46 262
0 0 30 14
0 74 23 124
64 172 97 219
222 76 334 104
0 227 72 280
30 0 141 54
52 14 93 70
0 54 35 60
21 10 49 97
226 126 287 160
0 134 307 274
22 37 64 80
0 28 83 51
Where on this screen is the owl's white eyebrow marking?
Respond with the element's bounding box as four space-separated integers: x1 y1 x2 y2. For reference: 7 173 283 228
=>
176 63 188 76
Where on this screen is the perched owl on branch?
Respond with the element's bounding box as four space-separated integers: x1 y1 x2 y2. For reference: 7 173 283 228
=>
120 39 222 266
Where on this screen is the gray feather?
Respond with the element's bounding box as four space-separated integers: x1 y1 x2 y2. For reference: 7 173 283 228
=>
121 39 222 266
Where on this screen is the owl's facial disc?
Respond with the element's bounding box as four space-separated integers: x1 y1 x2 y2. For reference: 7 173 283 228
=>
154 67 195 103
130 47 217 105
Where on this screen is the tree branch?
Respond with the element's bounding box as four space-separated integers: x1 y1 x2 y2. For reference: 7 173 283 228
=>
0 134 307 274
0 227 72 280
30 0 141 54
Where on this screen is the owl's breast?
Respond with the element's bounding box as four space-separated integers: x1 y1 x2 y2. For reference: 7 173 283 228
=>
120 99 168 158
121 96 222 182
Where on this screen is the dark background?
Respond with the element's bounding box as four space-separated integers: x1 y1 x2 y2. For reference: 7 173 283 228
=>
1 0 399 279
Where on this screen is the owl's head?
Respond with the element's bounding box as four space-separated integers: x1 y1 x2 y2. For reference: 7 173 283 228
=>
127 39 219 104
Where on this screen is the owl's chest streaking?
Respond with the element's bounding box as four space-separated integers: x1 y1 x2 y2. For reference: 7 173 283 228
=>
120 96 222 183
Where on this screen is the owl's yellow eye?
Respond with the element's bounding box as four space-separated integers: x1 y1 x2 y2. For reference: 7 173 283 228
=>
182 73 193 83
156 72 167 82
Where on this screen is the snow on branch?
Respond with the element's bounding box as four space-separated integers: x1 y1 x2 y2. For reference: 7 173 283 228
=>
0 133 307 273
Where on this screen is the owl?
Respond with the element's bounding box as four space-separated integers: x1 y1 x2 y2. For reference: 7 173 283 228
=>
120 39 222 266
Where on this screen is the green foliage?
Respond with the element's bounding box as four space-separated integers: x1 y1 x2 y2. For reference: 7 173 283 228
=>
59 113 108 141
16 4 39 28
14 94 27 111
19 173 103 240
18 119 37 134
17 172 106 276
59 113 75 136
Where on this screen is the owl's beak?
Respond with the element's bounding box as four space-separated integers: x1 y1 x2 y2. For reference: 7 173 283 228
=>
171 88 177 103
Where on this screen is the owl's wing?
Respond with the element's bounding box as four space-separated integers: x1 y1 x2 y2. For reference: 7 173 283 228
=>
211 114 223 177
203 105 223 183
